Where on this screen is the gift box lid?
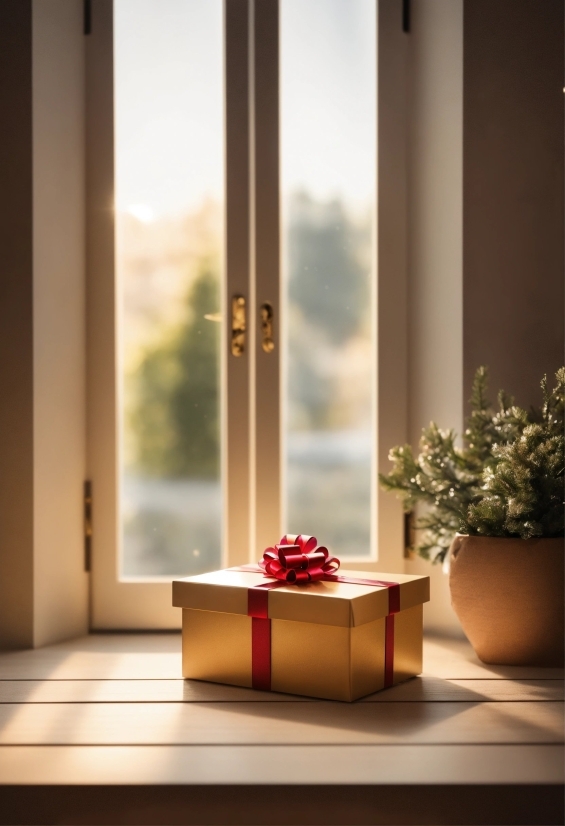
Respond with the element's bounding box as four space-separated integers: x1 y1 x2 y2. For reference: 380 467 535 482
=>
172 568 430 628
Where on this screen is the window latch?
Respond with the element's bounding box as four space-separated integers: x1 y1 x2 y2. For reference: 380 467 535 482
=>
231 295 246 356
260 302 275 353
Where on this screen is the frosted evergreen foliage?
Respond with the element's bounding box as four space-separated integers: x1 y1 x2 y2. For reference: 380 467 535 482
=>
380 368 564 564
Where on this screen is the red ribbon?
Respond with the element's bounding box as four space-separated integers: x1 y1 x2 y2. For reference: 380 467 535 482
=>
233 535 401 695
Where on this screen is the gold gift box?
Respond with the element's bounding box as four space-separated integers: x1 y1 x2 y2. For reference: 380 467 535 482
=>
172 568 430 702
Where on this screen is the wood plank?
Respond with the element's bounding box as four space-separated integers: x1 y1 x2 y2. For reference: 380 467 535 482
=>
0 633 562 824
0 701 561 745
423 636 564 679
1 633 562 681
0 634 181 680
0 677 561 704
364 677 564 702
0 680 312 703
0 744 562 785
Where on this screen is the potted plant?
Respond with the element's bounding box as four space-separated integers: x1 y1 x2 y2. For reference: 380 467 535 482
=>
380 368 564 666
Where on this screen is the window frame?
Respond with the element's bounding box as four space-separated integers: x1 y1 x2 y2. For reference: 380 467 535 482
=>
86 0 408 629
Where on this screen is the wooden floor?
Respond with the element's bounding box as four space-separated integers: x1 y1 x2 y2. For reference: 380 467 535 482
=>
0 633 562 825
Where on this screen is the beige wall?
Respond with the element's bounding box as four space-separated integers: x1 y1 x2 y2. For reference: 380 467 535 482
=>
33 0 88 647
405 0 464 635
0 0 88 648
376 0 409 574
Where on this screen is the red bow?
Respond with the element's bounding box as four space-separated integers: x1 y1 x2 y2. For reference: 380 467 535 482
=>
260 534 340 584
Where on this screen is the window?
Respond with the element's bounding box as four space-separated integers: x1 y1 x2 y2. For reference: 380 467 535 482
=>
281 0 377 558
114 0 224 579
86 0 407 628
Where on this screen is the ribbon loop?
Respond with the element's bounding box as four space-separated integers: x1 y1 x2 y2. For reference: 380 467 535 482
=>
259 536 340 584
280 534 318 555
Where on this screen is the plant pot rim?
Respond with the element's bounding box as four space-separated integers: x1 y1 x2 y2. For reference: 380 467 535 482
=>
453 532 563 543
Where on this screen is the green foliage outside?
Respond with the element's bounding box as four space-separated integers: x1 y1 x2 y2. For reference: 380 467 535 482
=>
288 192 370 344
128 195 370 477
287 192 371 430
127 260 220 479
380 368 565 564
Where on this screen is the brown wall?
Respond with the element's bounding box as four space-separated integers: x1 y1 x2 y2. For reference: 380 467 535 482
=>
406 0 564 634
463 0 564 410
0 1 35 648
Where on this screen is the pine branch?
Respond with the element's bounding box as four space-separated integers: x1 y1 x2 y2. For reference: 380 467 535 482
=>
380 367 565 563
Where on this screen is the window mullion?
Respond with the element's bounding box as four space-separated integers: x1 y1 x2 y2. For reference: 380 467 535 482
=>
224 0 253 566
250 0 281 558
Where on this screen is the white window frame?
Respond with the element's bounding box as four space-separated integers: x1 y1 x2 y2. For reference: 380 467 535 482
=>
85 0 408 629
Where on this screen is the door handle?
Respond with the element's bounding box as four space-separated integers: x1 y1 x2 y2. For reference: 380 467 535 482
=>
231 295 246 356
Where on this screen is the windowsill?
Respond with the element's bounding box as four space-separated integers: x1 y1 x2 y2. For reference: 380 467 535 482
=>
0 633 562 825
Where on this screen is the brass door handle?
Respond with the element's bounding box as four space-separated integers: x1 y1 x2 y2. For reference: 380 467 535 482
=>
231 295 246 356
260 302 274 353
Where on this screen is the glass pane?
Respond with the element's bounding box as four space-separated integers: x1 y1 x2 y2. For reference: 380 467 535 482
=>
281 0 376 558
114 0 223 577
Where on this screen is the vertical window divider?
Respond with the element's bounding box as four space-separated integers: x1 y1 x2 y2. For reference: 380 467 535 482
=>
225 0 253 566
225 0 281 566
374 0 409 572
250 0 281 557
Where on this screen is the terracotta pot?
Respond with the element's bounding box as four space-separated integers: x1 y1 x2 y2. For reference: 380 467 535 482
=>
449 534 564 666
